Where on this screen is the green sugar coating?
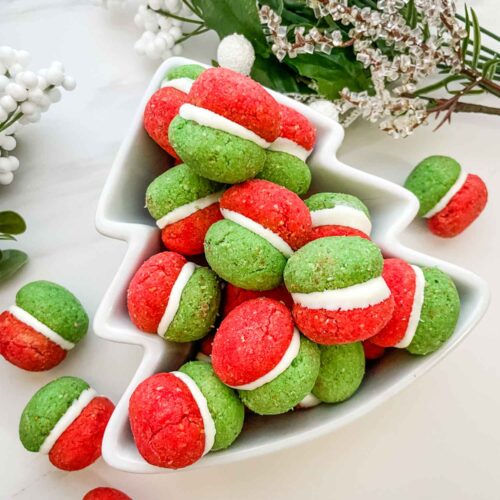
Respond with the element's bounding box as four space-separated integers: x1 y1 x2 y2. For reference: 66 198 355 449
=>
16 280 88 343
145 164 224 220
256 151 312 197
239 336 320 415
164 64 205 82
284 237 383 293
407 267 460 355
179 361 244 451
404 156 462 216
204 219 286 291
312 343 365 403
165 267 221 342
19 376 89 452
305 192 370 217
169 116 267 184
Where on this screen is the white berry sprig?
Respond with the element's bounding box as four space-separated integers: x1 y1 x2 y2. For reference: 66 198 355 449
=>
0 47 76 185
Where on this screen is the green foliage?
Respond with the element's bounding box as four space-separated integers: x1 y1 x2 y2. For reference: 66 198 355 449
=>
0 211 28 283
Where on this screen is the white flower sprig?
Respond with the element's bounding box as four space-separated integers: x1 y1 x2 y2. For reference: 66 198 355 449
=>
0 47 76 185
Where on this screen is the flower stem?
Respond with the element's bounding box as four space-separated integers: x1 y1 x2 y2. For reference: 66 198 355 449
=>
0 111 22 134
154 8 203 24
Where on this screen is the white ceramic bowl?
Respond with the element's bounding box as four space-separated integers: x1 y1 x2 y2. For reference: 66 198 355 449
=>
94 57 490 474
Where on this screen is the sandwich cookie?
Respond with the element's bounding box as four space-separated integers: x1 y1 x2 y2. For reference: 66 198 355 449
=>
169 67 281 183
83 488 131 500
129 362 244 469
146 164 224 255
0 280 88 371
212 298 320 415
363 339 386 360
127 252 221 342
284 237 395 345
144 64 205 159
204 179 312 291
305 192 372 241
19 376 114 471
256 104 315 196
370 258 461 355
404 155 487 238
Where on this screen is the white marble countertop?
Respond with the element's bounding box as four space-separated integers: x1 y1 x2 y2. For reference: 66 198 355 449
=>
0 1 499 499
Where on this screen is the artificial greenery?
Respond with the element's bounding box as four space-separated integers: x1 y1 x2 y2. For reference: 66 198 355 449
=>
0 211 27 283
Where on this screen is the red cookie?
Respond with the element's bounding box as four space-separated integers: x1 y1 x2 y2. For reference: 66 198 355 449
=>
129 372 206 469
370 258 420 348
277 104 316 151
220 179 312 251
49 396 115 471
363 340 386 360
222 283 293 317
188 67 280 142
144 87 187 159
83 488 131 500
212 298 295 388
427 174 488 238
308 225 370 242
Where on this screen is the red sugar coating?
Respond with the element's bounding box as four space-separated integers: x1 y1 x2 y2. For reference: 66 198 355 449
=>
129 372 205 469
370 258 416 348
308 225 370 243
127 252 186 333
0 311 66 371
162 203 223 256
363 339 386 360
188 67 280 142
220 180 312 250
223 283 293 317
49 396 114 471
83 487 131 500
212 298 294 387
278 104 316 151
428 173 488 238
199 333 214 356
292 297 395 345
144 87 187 159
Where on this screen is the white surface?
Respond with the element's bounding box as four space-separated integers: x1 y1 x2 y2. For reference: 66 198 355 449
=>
95 56 487 475
0 1 498 499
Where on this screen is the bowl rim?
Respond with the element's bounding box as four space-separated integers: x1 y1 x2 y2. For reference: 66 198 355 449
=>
94 56 490 474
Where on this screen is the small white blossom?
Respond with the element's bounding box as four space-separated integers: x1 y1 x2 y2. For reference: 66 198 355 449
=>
217 34 256 75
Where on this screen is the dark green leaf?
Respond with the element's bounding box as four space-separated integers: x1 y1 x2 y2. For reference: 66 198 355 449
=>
0 249 28 283
265 0 284 13
470 8 481 69
461 5 471 60
0 234 17 241
0 211 26 235
192 0 270 56
251 54 311 93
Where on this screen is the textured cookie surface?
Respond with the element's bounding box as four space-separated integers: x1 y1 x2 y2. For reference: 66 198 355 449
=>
407 267 460 355
308 225 370 241
165 64 204 81
19 376 90 452
83 487 131 500
305 192 370 216
16 280 88 343
312 343 365 403
129 372 205 469
277 104 316 150
180 361 244 450
404 155 461 216
238 336 320 415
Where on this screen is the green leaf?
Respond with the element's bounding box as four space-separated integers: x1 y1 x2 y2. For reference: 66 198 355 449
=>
0 249 28 283
470 8 481 69
284 51 372 99
461 5 471 60
191 0 270 56
251 54 311 93
0 211 26 235
0 234 17 241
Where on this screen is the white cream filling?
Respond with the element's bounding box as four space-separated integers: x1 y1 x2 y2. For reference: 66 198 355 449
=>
171 371 216 456
310 205 372 235
179 103 271 149
195 352 212 363
292 276 391 311
268 137 311 161
229 328 301 391
220 208 294 258
423 169 468 218
160 77 194 93
9 305 75 351
156 191 223 229
39 388 97 454
395 265 426 349
157 262 196 338
297 393 321 409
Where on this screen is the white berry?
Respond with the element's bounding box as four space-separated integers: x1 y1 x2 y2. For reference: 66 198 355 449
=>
217 34 256 75
5 82 28 102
